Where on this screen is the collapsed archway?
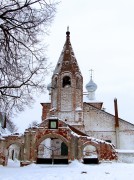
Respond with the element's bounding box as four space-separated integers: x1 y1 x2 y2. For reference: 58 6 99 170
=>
37 137 68 164
7 143 21 165
83 144 99 164
8 144 21 160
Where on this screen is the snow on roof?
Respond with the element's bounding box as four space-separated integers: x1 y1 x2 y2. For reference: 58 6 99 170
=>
86 136 114 146
83 94 99 103
47 116 58 120
68 125 88 137
0 127 12 137
67 122 83 126
49 107 56 112
71 130 80 137
116 149 134 153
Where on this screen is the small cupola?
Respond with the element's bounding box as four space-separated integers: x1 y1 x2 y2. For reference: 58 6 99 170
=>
86 69 97 100
47 82 52 95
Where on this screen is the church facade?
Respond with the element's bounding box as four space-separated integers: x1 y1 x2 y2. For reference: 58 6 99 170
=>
42 29 134 150
0 29 134 166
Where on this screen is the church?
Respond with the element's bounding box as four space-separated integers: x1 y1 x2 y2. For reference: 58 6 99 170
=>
0 29 134 166
42 29 134 150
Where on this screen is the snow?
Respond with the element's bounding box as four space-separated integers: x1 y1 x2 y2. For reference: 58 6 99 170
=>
0 160 134 180
117 149 134 153
75 107 82 111
0 127 12 137
83 94 98 103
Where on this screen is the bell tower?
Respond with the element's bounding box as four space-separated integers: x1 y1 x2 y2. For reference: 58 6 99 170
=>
50 28 84 129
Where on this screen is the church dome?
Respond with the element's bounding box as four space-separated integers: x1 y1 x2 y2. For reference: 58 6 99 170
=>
86 78 97 92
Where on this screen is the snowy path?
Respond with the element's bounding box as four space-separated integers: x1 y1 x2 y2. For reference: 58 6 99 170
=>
0 160 133 180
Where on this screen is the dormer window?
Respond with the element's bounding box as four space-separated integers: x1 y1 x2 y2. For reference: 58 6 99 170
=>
49 119 58 129
62 76 71 87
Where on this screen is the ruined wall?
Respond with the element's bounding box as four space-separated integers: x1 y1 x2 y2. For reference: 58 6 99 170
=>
119 121 134 149
0 134 24 166
78 136 117 161
117 150 134 163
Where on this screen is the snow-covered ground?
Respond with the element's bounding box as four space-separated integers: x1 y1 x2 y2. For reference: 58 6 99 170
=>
0 160 134 180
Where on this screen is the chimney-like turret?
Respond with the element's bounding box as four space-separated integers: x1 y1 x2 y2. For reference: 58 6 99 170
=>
114 98 119 127
114 98 120 149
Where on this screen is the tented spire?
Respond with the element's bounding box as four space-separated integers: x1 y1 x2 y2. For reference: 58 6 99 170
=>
53 28 81 75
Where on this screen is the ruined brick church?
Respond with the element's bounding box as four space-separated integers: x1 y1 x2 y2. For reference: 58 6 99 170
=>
1 29 134 166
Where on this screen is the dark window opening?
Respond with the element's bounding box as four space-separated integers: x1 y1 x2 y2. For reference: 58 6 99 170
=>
62 76 71 87
83 158 99 164
105 140 112 143
61 142 68 156
12 150 14 160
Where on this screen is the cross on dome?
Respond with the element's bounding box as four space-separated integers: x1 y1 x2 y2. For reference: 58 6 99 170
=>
89 69 93 79
86 69 97 100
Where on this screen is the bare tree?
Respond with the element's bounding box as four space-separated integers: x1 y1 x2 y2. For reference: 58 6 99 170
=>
6 118 18 133
0 0 57 115
28 120 39 128
0 112 17 132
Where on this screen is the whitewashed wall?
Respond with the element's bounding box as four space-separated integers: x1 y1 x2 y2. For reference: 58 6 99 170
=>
83 104 134 149
117 150 134 163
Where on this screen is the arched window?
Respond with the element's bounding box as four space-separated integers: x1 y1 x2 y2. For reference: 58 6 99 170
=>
76 77 80 89
12 150 14 160
62 76 71 87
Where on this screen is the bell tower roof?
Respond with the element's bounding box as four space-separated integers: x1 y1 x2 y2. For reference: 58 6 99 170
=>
53 28 82 76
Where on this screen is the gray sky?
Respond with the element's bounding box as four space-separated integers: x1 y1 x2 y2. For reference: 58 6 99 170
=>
14 0 134 132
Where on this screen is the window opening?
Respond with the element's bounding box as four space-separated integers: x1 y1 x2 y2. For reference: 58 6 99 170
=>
105 140 112 143
62 76 71 87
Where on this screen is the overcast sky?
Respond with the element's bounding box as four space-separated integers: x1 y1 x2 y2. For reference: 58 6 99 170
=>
14 0 134 132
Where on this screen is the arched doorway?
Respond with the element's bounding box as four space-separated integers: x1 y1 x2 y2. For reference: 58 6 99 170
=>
8 144 21 161
37 138 68 164
83 144 99 164
7 144 21 165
